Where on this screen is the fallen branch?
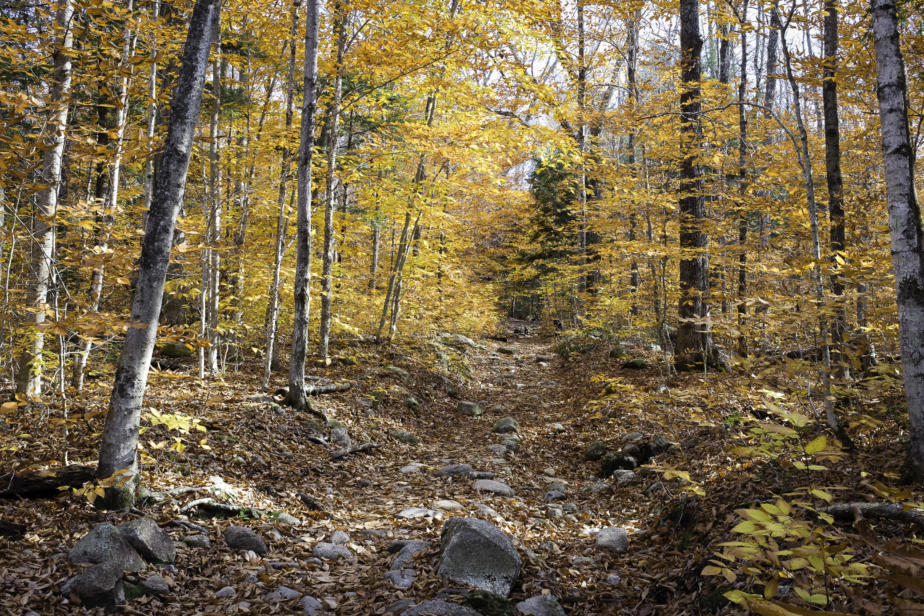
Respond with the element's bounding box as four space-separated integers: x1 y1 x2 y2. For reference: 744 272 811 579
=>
330 442 380 460
169 519 210 534
307 382 353 395
179 498 263 518
0 465 95 499
817 502 924 530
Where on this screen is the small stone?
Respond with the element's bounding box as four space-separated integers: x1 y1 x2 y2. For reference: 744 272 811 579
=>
390 429 420 444
267 586 302 602
331 530 350 545
542 467 556 477
487 444 508 457
537 361 549 367
572 556 595 566
266 529 283 542
183 534 210 548
475 503 500 518
436 463 474 478
215 586 237 599
313 542 353 560
596 527 629 553
384 365 410 379
277 512 301 526
400 464 423 474
404 395 421 410
550 423 565 433
501 438 520 453
613 469 636 486
433 499 464 512
457 401 483 417
607 574 622 586
589 481 611 494
302 595 324 615
385 568 417 589
492 416 520 434
600 452 637 477
224 526 267 555
356 478 372 487
140 574 170 596
543 490 566 502
516 594 567 616
472 470 495 480
473 479 514 497
562 503 578 513
330 426 351 449
397 507 442 520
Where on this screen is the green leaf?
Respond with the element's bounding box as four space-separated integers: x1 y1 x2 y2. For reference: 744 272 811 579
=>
805 435 827 454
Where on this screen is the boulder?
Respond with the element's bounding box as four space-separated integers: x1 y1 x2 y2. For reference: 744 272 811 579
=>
68 523 146 573
313 542 353 560
596 527 629 553
599 453 637 477
457 401 483 417
64 561 125 610
516 595 567 616
223 526 267 555
402 600 482 616
438 517 521 596
117 517 175 564
584 441 607 461
492 417 520 434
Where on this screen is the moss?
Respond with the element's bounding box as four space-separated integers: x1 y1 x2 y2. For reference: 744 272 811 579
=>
463 590 515 616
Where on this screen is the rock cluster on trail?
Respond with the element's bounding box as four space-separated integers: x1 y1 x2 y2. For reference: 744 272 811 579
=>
64 518 179 609
438 517 521 596
587 431 679 477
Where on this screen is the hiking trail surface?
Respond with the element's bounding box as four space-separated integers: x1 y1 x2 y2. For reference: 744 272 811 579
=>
0 324 915 614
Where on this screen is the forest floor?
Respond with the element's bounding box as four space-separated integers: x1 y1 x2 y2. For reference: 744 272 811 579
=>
1 325 921 615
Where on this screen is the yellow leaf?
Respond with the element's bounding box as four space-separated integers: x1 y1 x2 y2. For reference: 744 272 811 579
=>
0 401 17 414
805 435 827 454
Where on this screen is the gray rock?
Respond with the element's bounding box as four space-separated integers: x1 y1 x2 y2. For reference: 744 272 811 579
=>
215 586 237 599
140 574 170 596
267 586 302 602
64 561 124 610
473 479 514 497
622 431 645 444
606 574 622 587
223 526 267 555
436 463 474 478
584 441 607 461
384 568 417 589
400 464 423 474
516 595 567 616
600 453 637 477
401 600 482 616
68 523 146 573
475 503 500 518
596 527 629 553
331 530 350 545
390 429 420 444
183 534 210 548
434 499 464 512
571 556 595 566
397 507 442 520
404 395 421 411
543 490 566 502
562 503 578 513
613 470 636 486
302 595 324 615
589 481 611 494
391 540 430 569
501 438 520 453
118 518 175 564
492 416 520 433
487 444 508 457
550 423 566 433
497 346 517 355
313 542 353 560
277 512 301 526
386 598 417 615
330 426 351 449
438 517 521 596
457 401 483 417
472 471 495 480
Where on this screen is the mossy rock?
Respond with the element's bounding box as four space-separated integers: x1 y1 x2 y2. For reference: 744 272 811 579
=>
584 441 607 461
404 395 421 411
622 359 647 370
158 342 193 358
463 590 515 616
458 401 483 417
388 429 420 444
492 416 520 434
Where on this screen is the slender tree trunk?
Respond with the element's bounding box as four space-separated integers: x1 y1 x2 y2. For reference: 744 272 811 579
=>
676 0 712 367
319 1 347 362
143 0 160 220
627 11 640 316
285 0 321 409
73 1 137 390
736 1 750 357
823 0 848 378
205 54 222 374
97 0 219 509
16 0 74 397
871 0 924 481
776 5 840 434
263 2 299 391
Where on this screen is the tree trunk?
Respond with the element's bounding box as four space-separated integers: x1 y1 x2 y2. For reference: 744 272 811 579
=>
823 0 848 378
96 0 219 509
676 0 712 367
263 2 299 391
16 0 74 397
285 0 321 410
319 2 348 362
871 0 924 481
736 1 750 357
205 54 222 375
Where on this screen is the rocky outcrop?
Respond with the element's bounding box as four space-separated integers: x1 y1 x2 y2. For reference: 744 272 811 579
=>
438 517 521 596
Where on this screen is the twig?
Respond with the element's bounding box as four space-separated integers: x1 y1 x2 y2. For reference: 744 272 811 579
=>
817 502 924 530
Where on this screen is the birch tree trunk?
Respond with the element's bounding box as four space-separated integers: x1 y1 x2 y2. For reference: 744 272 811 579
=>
871 0 924 480
285 0 321 410
16 0 74 397
319 1 348 362
205 54 222 375
96 0 219 509
676 0 712 368
263 1 299 391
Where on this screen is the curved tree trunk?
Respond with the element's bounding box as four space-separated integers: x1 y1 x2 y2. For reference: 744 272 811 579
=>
96 0 219 509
